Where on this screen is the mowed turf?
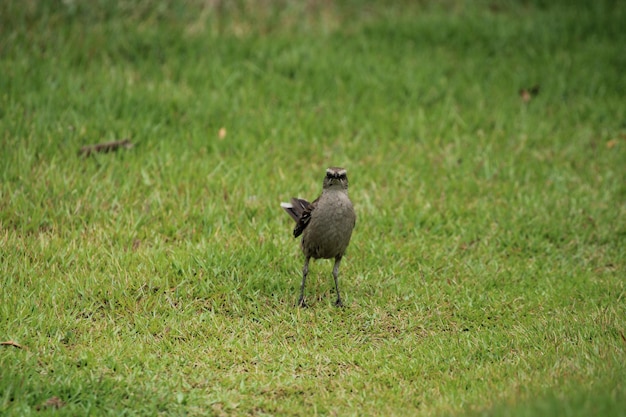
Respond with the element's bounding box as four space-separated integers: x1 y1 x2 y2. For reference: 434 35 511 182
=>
1 1 625 415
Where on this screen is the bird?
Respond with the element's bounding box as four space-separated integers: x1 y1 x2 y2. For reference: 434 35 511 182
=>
281 167 356 307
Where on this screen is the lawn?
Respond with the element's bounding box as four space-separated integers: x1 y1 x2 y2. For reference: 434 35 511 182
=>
1 0 625 415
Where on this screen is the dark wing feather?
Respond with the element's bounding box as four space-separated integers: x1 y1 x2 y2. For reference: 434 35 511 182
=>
281 198 303 223
281 197 309 220
291 198 315 238
281 197 317 238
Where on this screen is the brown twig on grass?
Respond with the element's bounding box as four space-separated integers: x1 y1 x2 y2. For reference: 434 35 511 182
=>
78 138 134 157
35 397 66 410
1 340 25 349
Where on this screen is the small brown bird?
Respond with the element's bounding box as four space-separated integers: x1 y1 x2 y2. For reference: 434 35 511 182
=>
281 167 356 307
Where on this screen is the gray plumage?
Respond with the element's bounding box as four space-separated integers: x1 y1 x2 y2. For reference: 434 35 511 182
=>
281 167 356 307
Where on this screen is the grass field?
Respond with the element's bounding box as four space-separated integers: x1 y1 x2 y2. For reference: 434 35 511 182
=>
1 0 625 415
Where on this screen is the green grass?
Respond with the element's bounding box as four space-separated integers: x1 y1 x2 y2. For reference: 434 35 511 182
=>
1 0 625 415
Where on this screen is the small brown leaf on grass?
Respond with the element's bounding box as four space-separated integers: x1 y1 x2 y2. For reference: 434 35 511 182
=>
78 138 134 157
218 127 227 139
1 340 24 349
211 402 229 417
460 238 480 251
35 396 65 410
606 139 618 149
519 85 540 103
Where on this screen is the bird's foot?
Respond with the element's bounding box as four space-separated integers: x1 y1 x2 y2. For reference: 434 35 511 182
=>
297 297 308 308
334 298 344 308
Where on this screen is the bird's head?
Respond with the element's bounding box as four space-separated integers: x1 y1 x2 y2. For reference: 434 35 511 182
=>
323 167 349 191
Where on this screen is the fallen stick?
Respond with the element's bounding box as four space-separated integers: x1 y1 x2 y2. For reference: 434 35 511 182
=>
1 340 24 349
78 138 134 157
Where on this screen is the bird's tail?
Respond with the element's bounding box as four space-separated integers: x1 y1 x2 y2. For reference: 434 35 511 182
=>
280 198 310 223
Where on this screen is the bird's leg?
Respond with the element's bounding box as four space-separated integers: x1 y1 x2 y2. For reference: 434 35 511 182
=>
332 256 343 307
298 256 310 308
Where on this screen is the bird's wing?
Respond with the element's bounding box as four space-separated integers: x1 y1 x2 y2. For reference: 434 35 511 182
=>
292 197 315 238
281 197 309 221
280 201 300 223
